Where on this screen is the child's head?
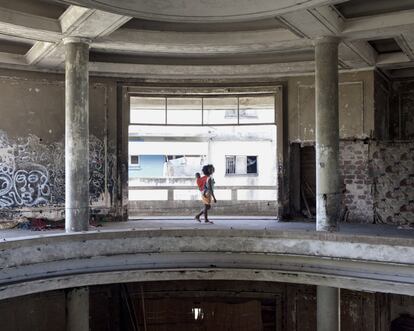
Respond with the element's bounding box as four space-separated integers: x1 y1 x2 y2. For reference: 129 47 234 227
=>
195 172 201 178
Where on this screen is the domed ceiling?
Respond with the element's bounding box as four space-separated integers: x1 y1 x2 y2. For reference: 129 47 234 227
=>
56 0 331 22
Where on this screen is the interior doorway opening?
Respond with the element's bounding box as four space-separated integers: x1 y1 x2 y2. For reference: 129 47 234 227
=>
127 90 281 217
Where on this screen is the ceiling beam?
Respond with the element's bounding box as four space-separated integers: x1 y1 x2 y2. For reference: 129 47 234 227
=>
376 52 411 67
89 61 315 79
94 28 310 55
0 51 27 66
396 34 414 61
26 6 131 67
342 9 414 40
280 6 376 68
60 6 131 38
0 7 61 42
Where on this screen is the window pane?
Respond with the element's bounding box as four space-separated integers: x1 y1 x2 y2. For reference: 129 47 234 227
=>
167 98 202 125
226 156 236 174
130 97 165 124
203 97 238 125
130 155 139 164
239 96 275 124
247 156 257 174
235 156 247 174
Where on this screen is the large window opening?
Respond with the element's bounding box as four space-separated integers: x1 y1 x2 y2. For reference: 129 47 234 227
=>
127 90 280 217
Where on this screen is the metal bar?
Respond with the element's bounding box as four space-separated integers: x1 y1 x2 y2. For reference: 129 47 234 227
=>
237 96 240 125
164 96 168 125
201 96 204 125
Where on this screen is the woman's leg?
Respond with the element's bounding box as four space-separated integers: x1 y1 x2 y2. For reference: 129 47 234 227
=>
195 207 203 222
204 205 213 223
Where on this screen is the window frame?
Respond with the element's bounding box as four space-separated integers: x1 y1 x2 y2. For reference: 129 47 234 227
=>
246 155 258 174
225 155 259 176
225 155 237 175
129 155 140 167
129 93 276 126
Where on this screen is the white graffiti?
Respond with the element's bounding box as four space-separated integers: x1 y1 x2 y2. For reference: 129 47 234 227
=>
0 132 51 208
0 163 50 208
0 130 107 209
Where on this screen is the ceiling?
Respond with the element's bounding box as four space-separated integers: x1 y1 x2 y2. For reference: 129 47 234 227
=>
0 0 414 79
55 0 336 23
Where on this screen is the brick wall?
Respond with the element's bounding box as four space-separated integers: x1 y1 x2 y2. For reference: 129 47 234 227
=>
339 140 374 223
333 140 413 225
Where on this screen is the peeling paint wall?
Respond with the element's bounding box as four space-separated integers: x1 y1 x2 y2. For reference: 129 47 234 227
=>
0 69 118 221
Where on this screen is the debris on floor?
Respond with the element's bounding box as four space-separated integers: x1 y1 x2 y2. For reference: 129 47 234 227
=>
397 224 414 230
17 218 65 231
0 219 22 230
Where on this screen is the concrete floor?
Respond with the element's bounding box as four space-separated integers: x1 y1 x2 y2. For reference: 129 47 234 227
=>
0 217 413 240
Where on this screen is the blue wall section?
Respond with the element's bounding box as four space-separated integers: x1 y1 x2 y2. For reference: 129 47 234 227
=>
129 155 165 178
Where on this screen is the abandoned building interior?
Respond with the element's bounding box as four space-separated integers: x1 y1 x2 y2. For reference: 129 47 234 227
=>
0 0 414 330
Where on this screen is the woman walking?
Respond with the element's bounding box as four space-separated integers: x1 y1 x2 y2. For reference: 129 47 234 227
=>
195 164 217 224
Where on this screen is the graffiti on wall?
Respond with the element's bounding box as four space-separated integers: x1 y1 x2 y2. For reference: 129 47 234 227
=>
89 135 105 201
0 131 107 209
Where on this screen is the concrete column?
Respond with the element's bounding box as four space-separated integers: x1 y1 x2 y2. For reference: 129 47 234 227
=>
315 36 340 232
315 36 341 331
317 286 340 331
64 38 90 232
66 287 89 331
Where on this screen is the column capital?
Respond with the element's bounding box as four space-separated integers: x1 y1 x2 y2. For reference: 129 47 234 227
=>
314 36 341 46
63 37 92 46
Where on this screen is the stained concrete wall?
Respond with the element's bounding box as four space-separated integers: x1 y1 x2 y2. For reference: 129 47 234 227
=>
0 69 118 221
288 70 375 142
288 70 413 225
391 79 414 140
